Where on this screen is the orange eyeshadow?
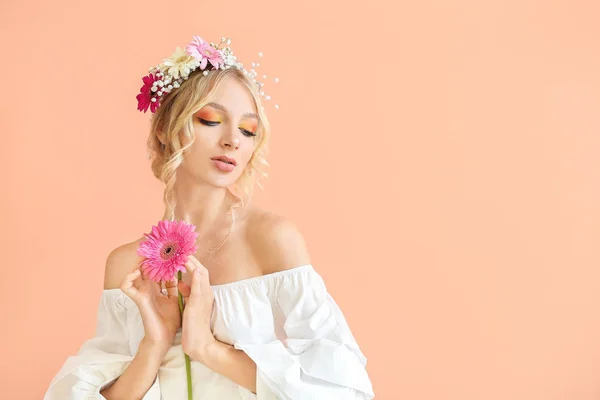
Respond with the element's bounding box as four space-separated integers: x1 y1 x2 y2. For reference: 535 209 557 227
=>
239 120 257 132
197 109 222 122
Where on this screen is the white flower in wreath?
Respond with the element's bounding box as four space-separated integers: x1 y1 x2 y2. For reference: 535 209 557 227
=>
161 47 201 79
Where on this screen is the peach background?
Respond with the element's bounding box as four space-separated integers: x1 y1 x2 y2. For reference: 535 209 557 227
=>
1 0 600 399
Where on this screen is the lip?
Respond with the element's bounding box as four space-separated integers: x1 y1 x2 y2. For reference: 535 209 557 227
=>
210 155 237 166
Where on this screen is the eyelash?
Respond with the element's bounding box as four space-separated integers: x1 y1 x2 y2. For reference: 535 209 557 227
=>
198 118 257 137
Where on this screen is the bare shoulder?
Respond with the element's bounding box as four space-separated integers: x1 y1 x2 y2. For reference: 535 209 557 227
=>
245 207 311 275
103 236 145 290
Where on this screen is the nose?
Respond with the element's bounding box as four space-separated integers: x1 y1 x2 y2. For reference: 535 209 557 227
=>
221 136 240 149
221 127 240 149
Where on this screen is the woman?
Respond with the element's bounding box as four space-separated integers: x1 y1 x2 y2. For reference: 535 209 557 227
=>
44 35 375 400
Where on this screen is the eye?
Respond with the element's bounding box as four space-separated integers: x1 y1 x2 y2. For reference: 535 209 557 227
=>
198 118 220 126
199 117 256 137
240 128 257 137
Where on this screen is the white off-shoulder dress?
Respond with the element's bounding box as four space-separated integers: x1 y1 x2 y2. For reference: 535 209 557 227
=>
44 264 375 400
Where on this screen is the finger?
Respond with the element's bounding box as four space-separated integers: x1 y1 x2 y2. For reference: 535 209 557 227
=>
165 278 177 288
139 267 162 293
130 268 144 289
149 279 161 294
140 266 149 280
184 258 196 275
134 260 146 279
185 255 209 276
189 255 207 271
121 269 141 299
178 280 191 299
125 269 142 284
165 277 178 298
190 268 202 298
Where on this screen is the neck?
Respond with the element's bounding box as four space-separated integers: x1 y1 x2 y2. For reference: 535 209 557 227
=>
162 179 240 245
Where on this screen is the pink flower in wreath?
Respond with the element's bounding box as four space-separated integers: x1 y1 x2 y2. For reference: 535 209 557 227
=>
186 35 223 70
136 73 161 113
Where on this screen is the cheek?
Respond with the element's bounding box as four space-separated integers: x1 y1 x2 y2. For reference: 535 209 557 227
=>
239 141 256 164
191 126 219 150
181 135 212 168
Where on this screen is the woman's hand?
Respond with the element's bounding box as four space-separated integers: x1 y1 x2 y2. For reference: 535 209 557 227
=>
178 255 217 362
120 265 181 350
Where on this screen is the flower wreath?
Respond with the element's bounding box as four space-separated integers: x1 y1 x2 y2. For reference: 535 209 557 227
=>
136 35 279 114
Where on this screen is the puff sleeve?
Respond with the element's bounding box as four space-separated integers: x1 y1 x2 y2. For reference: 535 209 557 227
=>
44 290 161 399
234 267 375 400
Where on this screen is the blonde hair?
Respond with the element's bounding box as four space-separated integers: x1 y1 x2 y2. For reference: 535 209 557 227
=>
145 67 270 253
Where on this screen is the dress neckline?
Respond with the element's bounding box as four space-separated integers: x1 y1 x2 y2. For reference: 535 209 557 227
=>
211 263 313 290
102 264 314 294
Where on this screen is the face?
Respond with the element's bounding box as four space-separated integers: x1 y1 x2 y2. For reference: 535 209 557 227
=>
180 75 259 188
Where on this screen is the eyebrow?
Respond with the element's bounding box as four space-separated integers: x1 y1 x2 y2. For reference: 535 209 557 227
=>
205 102 258 119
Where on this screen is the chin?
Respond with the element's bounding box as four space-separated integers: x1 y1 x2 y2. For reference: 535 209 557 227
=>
205 174 239 188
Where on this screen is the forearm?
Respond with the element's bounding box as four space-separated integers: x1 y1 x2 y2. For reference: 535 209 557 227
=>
100 338 169 400
196 340 257 394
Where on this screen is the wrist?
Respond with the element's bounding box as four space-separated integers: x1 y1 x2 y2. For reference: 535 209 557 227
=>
141 337 172 356
192 338 218 364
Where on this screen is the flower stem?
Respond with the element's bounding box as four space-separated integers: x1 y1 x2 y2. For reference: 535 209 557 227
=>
177 271 193 400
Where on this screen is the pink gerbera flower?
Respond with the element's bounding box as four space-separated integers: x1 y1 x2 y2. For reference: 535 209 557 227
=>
185 35 223 70
136 73 161 113
136 219 199 282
